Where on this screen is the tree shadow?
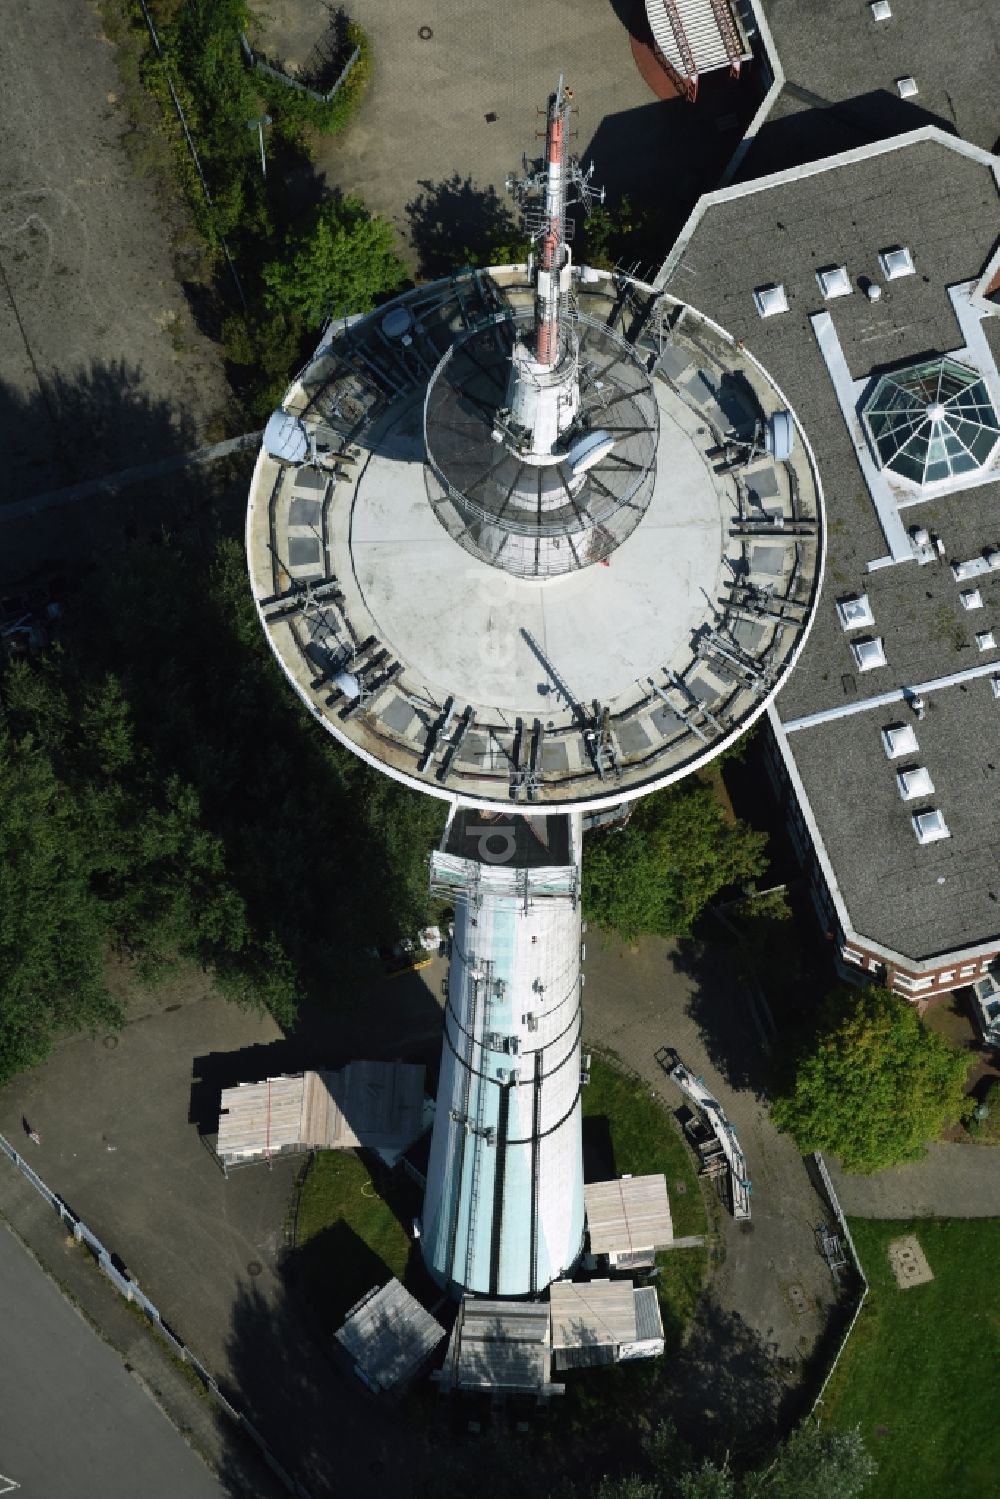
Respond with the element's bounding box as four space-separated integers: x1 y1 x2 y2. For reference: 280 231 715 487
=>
404 175 523 279
668 938 775 1098
660 1296 792 1461
582 1114 617 1183
1 359 198 506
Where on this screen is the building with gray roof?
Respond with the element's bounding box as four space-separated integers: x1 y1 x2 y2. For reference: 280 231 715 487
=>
736 0 1000 183
660 128 1000 1001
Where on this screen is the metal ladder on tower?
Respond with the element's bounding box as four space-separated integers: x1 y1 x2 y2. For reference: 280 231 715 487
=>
462 961 493 1289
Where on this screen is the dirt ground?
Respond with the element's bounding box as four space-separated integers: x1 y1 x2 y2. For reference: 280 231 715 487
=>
0 0 229 503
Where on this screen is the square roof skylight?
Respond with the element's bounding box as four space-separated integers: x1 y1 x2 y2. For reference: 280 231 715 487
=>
870 0 892 17
897 766 935 801
960 588 984 610
913 809 949 844
882 723 918 758
852 636 887 671
976 630 996 652
837 593 874 630
753 283 788 318
896 76 918 98
879 245 915 279
816 265 852 300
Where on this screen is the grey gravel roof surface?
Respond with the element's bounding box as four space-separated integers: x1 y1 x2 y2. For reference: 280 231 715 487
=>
748 0 1000 177
666 136 1000 960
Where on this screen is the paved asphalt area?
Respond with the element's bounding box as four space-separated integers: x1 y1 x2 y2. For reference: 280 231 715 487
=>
277 0 751 270
826 1141 1000 1218
0 1221 228 1499
2 932 846 1479
583 933 842 1448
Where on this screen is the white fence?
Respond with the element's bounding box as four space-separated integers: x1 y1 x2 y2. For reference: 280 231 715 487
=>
810 1151 869 1410
0 1130 311 1498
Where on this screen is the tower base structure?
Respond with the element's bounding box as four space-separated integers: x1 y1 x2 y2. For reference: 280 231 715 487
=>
421 810 585 1298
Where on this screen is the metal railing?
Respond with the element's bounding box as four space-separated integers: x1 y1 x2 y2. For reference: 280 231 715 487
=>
810 1151 869 1410
0 1130 312 1499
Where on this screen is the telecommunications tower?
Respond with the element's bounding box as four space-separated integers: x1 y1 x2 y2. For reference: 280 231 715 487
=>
247 80 824 1299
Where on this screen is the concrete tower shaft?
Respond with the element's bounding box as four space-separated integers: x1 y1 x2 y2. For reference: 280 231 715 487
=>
421 812 585 1297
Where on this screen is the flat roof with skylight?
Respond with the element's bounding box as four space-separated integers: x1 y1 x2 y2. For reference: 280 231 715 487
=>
660 131 1000 968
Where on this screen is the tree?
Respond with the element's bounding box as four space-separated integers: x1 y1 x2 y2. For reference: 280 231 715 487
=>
745 1424 876 1499
0 731 118 1085
773 986 968 1172
262 195 406 329
676 1461 737 1499
581 783 768 942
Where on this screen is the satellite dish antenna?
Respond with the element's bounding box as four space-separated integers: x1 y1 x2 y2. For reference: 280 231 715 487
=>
263 409 309 464
764 411 794 461
332 669 362 701
566 429 616 477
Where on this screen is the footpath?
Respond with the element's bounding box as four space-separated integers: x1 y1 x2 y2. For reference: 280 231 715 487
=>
825 1141 1000 1219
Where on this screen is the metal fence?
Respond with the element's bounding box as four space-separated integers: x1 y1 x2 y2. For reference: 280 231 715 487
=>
810 1151 869 1410
239 33 361 105
0 1130 312 1499
135 0 247 310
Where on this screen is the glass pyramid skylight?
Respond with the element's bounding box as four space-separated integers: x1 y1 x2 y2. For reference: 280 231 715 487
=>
862 356 1000 485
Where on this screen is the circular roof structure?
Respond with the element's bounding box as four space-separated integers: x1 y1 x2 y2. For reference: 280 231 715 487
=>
246 266 825 810
862 355 1000 486
424 310 658 578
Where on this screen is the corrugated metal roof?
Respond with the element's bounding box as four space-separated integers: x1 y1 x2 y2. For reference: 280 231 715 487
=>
633 1285 665 1344
335 1279 445 1392
584 1175 673 1255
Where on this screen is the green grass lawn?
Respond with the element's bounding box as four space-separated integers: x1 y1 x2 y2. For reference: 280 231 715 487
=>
583 1051 708 1350
821 1218 1000 1499
293 1151 428 1330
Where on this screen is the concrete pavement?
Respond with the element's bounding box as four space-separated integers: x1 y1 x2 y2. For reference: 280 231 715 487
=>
0 1221 230 1499
825 1141 1000 1219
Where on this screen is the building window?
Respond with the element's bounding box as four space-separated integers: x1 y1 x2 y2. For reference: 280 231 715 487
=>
960 965 977 978
842 948 864 965
938 971 956 984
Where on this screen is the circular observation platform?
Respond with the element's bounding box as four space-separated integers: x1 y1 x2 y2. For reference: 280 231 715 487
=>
246 266 825 810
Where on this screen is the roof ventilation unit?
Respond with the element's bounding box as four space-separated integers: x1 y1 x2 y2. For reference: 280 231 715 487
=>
897 766 935 801
753 284 788 318
870 0 892 17
895 76 918 99
882 723 918 759
852 637 887 671
960 588 984 611
912 809 950 845
816 265 852 300
836 593 874 631
878 245 915 279
976 630 996 652
992 676 1000 700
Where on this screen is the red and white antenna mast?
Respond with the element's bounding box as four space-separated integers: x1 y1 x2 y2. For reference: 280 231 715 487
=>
535 76 572 368
496 77 604 466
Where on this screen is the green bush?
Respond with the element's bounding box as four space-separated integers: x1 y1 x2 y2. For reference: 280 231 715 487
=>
261 22 371 144
261 194 407 329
